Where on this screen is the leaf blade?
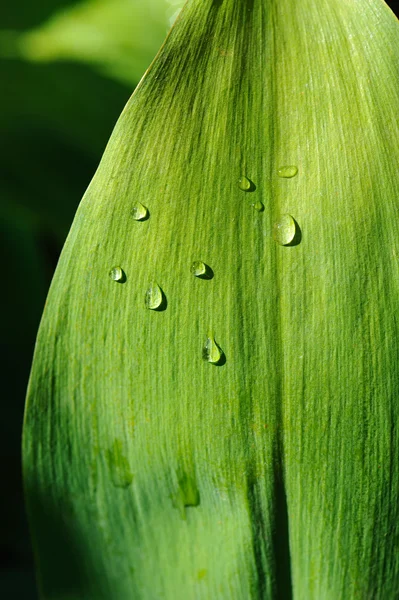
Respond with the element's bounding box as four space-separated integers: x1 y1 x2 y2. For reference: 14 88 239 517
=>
24 1 399 598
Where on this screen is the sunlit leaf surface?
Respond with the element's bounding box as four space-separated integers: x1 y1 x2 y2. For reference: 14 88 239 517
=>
24 0 399 598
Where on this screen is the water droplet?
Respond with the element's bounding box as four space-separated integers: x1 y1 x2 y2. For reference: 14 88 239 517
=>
106 439 133 489
145 283 165 310
172 473 200 519
238 175 252 191
131 202 149 221
190 261 214 280
252 201 264 212
179 474 200 508
109 266 125 282
191 261 206 277
278 165 298 178
273 214 297 246
203 335 224 365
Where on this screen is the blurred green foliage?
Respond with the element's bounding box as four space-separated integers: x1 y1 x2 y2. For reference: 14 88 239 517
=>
1 0 185 85
0 0 183 596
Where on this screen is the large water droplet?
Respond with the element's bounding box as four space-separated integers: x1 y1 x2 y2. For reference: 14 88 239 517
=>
203 335 225 365
191 261 214 280
191 261 206 277
131 202 149 221
252 201 264 212
273 214 297 246
145 283 165 310
106 440 133 489
238 175 252 191
278 165 298 178
109 266 125 282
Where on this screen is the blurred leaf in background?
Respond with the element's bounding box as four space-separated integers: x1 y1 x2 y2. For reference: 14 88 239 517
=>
0 0 183 596
1 0 185 86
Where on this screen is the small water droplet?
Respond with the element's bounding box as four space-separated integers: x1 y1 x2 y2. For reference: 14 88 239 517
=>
191 261 206 277
273 214 297 246
106 440 133 489
145 283 165 310
131 202 149 221
203 335 225 365
238 175 252 191
180 474 200 508
172 473 200 519
252 201 264 212
190 261 214 280
278 165 298 178
109 266 125 282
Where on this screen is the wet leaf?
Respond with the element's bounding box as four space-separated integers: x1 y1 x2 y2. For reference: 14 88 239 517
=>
24 0 399 598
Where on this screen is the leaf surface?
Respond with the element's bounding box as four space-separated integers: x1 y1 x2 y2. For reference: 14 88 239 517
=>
24 0 399 598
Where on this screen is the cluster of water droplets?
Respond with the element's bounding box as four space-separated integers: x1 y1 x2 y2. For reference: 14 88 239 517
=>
238 165 299 245
109 164 299 367
275 165 299 245
105 164 300 502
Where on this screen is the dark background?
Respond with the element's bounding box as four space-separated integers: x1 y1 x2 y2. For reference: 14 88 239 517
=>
0 0 397 597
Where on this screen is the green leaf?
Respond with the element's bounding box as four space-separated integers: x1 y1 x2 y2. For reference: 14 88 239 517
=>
24 0 399 598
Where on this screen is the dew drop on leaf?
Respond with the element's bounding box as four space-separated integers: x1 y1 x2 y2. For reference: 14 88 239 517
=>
109 266 125 282
190 261 214 279
172 474 200 520
145 283 164 310
238 175 252 191
277 165 298 178
106 440 133 489
191 261 207 277
178 474 200 508
203 335 224 365
131 202 149 221
252 200 265 212
273 214 297 246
